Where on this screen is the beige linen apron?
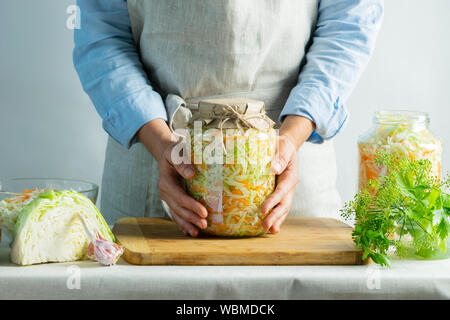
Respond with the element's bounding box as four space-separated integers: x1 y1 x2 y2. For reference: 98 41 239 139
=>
101 0 341 223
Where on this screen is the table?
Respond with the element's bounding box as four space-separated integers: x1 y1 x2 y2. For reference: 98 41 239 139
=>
0 248 449 299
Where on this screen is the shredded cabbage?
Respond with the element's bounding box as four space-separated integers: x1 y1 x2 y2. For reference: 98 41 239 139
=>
358 111 442 190
0 189 43 232
186 127 276 236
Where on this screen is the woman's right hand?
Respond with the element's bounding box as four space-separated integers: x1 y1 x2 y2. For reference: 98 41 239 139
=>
138 119 208 237
157 142 208 236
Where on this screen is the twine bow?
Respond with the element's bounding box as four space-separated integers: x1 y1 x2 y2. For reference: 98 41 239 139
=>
168 95 274 155
187 102 273 130
186 102 273 154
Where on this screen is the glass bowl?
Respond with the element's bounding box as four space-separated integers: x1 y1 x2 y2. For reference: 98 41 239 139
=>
0 178 99 204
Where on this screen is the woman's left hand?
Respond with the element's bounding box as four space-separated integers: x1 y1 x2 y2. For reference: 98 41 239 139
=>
261 115 315 233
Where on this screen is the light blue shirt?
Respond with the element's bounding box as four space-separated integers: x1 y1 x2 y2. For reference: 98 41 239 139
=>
74 0 383 148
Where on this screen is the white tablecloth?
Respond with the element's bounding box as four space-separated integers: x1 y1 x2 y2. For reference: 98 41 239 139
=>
0 248 449 299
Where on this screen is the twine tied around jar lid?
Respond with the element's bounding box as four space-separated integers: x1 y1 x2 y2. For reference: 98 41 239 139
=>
167 94 274 131
166 94 275 154
189 98 274 130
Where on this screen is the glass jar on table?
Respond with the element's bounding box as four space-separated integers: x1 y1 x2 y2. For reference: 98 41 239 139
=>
179 98 277 237
358 110 442 190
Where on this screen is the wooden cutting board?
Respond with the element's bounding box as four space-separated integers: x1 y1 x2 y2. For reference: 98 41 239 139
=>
113 217 368 265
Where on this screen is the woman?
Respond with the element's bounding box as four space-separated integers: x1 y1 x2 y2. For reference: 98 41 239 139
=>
74 0 383 236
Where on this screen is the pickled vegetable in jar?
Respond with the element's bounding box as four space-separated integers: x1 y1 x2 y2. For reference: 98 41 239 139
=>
187 127 276 236
358 110 442 190
176 98 276 237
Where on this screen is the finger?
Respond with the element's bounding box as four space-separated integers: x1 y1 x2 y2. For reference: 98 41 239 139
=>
271 135 296 175
269 211 289 234
171 209 199 237
170 200 208 230
269 192 294 233
165 143 195 179
159 175 208 218
262 198 290 230
268 187 295 233
261 166 298 215
173 163 195 179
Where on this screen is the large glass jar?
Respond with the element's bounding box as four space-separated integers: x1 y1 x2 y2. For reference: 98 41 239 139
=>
186 127 276 237
358 110 442 190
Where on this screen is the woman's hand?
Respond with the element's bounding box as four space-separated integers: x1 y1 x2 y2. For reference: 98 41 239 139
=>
261 136 298 233
138 119 208 237
157 143 208 236
261 115 315 233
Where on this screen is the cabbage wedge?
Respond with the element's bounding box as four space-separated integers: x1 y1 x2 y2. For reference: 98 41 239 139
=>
4 189 114 265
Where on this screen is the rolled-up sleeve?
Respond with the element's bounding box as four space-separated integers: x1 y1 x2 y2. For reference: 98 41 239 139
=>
280 0 384 143
73 0 167 148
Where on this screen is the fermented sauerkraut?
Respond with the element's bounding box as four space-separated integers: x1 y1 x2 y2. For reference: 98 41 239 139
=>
358 111 442 190
187 127 276 236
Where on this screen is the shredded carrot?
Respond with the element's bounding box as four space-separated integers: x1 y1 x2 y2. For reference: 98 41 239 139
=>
186 128 276 236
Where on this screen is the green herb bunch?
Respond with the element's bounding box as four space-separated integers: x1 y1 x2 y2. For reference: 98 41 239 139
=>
341 152 450 266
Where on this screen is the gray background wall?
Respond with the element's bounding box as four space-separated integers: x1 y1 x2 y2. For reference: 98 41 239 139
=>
1 0 449 210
